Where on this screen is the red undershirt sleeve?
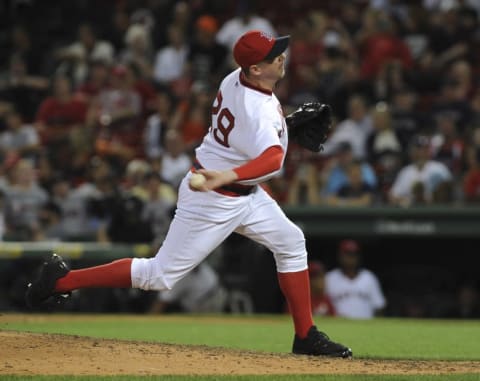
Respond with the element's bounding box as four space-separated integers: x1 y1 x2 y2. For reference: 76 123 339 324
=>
233 145 284 181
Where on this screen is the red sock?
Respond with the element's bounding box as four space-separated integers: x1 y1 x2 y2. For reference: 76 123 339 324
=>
55 258 132 293
278 269 313 339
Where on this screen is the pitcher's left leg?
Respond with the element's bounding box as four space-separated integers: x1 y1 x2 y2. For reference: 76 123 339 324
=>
236 189 352 357
236 192 312 338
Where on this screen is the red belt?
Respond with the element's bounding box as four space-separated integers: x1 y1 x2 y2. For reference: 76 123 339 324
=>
192 160 254 197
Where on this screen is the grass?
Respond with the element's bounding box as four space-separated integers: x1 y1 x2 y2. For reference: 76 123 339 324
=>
1 314 479 381
1 314 480 360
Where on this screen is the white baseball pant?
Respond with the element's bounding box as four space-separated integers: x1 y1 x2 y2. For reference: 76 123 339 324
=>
131 172 307 291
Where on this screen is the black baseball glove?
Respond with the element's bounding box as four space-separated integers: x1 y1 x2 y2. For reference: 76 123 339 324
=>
285 102 333 152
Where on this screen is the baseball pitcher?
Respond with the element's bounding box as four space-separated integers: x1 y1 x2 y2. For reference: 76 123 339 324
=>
26 30 352 358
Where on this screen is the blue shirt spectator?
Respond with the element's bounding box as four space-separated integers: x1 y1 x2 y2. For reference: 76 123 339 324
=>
323 142 377 195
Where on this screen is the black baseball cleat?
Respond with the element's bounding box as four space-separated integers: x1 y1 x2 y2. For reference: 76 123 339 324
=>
292 325 353 358
25 253 70 309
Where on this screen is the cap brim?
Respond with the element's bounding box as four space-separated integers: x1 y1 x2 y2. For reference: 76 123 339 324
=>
264 35 290 61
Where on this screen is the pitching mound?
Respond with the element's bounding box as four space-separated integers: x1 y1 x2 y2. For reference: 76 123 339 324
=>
1 331 479 376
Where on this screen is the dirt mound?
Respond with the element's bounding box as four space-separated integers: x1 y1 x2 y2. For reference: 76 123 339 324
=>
1 331 479 376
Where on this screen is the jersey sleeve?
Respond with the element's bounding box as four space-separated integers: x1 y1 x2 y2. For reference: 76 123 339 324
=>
234 145 283 181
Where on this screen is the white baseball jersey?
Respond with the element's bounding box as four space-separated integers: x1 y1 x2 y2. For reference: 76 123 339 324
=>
131 67 307 292
325 269 386 319
196 68 288 186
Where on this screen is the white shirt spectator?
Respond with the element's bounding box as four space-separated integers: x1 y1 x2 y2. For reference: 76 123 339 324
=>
144 114 165 159
325 268 386 319
160 152 191 188
55 185 101 240
322 116 373 159
62 40 114 64
153 45 188 83
0 124 39 152
390 160 452 204
58 40 114 85
216 16 276 51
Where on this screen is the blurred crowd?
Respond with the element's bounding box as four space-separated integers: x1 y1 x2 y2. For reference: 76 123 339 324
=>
2 0 480 243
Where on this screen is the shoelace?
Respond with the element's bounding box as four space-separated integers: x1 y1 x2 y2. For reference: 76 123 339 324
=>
310 330 330 347
310 329 346 352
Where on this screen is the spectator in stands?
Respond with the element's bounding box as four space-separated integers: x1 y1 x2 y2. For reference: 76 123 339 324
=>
123 159 151 201
55 23 114 86
141 171 176 247
435 80 472 129
322 141 377 198
389 135 453 206
313 21 355 104
104 8 131 53
356 9 412 79
153 24 188 91
159 129 191 189
2 158 48 241
448 60 475 100
169 80 212 150
169 1 192 36
37 201 64 241
75 157 121 242
49 174 98 241
287 161 320 206
144 87 174 160
125 159 177 204
425 7 472 69
366 102 403 197
150 262 227 313
366 102 402 166
0 109 40 161
185 15 228 86
0 53 49 122
338 2 362 37
119 24 153 80
287 12 327 100
402 8 429 62
325 239 386 319
89 64 142 167
322 94 373 160
35 150 55 191
123 62 157 117
325 161 375 207
328 59 375 121
76 59 111 101
431 113 465 177
105 190 153 244
35 74 89 175
371 59 410 103
390 87 424 151
216 0 276 67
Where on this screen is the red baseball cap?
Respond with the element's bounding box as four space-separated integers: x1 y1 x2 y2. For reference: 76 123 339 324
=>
233 30 290 68
339 239 360 254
